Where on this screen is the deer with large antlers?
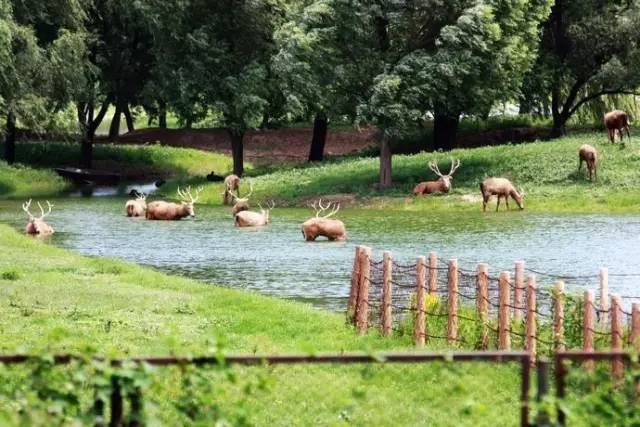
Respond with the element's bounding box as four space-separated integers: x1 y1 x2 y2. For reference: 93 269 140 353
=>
604 110 631 143
23 199 55 235
223 174 240 205
228 180 253 216
479 177 524 212
301 199 346 241
125 193 147 217
413 159 461 196
145 186 203 220
235 201 274 227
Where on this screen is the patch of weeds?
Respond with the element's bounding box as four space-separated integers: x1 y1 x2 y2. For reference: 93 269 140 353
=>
1 269 20 280
174 303 196 315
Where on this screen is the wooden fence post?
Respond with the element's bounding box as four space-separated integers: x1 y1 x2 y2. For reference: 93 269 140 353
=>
498 271 511 350
632 303 640 351
381 251 393 337
476 263 489 349
599 267 609 316
347 245 362 324
514 260 525 321
356 246 371 335
611 294 623 386
553 281 565 352
583 290 595 373
447 259 459 345
414 256 426 347
428 252 438 295
525 275 537 362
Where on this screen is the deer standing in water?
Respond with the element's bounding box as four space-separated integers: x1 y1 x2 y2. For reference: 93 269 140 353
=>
413 159 461 196
23 199 55 235
146 186 203 220
228 181 253 216
301 200 346 241
125 193 147 217
235 201 274 227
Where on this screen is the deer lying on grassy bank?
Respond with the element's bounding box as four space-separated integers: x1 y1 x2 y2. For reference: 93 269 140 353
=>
125 193 147 217
23 199 55 235
302 200 346 241
604 110 631 143
413 159 461 196
480 178 524 212
223 174 240 205
228 181 253 216
235 202 274 227
578 144 598 181
146 186 202 220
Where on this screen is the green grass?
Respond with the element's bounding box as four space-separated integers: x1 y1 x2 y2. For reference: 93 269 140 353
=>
0 224 523 425
169 132 640 213
0 161 68 198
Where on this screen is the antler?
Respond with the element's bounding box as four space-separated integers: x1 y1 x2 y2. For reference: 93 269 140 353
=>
177 186 204 203
428 161 443 177
229 180 253 203
22 199 34 219
312 199 340 218
448 159 461 176
258 200 275 211
136 193 146 201
37 201 53 219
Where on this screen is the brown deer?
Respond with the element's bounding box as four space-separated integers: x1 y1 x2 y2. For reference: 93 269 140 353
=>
228 180 253 216
413 159 461 196
480 178 524 212
125 193 147 217
235 201 274 227
578 144 598 181
146 186 203 220
23 199 55 235
604 110 631 143
223 174 240 205
302 200 347 241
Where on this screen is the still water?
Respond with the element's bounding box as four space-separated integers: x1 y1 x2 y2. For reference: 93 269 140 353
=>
2 194 640 310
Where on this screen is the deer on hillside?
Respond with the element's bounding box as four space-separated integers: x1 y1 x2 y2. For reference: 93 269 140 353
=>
413 159 461 196
125 193 147 217
301 200 346 241
223 174 240 205
145 186 203 220
23 199 55 235
604 110 631 143
578 144 598 181
479 178 524 212
235 201 274 227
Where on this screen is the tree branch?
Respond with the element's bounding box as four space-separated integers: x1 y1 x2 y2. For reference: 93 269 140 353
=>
568 89 640 117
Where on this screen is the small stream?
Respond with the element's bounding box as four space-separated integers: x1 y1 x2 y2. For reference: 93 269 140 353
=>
2 192 640 310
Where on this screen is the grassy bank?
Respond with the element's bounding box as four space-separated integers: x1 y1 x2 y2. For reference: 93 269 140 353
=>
0 224 522 425
0 162 68 198
170 132 640 213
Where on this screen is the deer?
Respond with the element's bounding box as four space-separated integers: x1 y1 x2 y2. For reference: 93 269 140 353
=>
479 178 524 212
413 159 461 196
23 199 55 235
578 144 598 181
228 180 253 216
604 110 631 143
125 193 147 217
223 174 240 205
301 200 347 241
145 186 203 220
235 201 274 227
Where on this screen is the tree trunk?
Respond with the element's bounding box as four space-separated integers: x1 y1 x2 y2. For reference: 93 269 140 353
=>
108 103 121 140
379 133 392 188
158 101 167 128
81 104 95 169
123 104 135 132
229 129 244 177
308 113 328 162
433 112 460 151
4 111 16 165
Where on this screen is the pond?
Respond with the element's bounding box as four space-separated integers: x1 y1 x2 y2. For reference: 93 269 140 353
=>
2 194 640 311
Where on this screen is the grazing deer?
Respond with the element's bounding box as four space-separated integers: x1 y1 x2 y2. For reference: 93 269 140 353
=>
604 110 631 143
302 200 347 241
228 181 253 216
480 178 524 212
235 201 274 227
223 174 240 205
578 144 598 181
145 186 203 220
125 193 147 217
23 199 55 235
413 159 461 196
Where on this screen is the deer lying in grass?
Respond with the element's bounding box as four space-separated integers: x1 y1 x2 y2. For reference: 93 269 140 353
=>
228 181 253 216
223 174 240 205
413 159 461 196
578 144 598 181
125 193 147 217
23 199 55 235
480 178 524 212
146 186 203 220
302 200 346 241
604 110 631 143
235 201 274 227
